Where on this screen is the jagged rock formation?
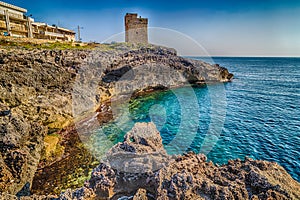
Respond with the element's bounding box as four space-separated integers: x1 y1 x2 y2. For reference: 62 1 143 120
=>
0 43 299 200
2 43 300 200
0 45 233 132
0 102 46 195
60 123 300 200
0 44 234 197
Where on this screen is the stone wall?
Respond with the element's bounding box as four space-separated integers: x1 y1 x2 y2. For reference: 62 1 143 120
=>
125 13 148 44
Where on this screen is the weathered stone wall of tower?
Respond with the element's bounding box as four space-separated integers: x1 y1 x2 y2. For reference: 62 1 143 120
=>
125 13 148 44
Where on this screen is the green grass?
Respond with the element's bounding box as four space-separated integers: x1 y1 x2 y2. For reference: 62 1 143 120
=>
0 39 98 50
0 38 157 52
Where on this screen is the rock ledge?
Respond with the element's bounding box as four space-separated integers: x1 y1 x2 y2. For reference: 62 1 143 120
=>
59 122 300 200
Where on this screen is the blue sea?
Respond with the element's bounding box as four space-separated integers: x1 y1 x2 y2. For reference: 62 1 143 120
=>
94 57 300 182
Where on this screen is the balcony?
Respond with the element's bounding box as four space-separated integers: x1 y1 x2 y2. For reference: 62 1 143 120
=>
44 31 65 38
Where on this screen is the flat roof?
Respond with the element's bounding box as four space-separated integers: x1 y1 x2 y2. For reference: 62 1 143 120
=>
0 1 27 13
32 22 76 34
57 26 75 34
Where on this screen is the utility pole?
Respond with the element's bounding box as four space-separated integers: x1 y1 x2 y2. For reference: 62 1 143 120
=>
77 25 83 42
4 10 11 36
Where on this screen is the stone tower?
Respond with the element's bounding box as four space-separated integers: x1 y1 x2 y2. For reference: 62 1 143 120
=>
125 13 148 44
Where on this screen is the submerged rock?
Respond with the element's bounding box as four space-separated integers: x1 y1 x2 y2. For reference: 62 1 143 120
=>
59 122 300 200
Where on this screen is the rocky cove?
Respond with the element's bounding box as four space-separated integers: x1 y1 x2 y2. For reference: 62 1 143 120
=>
0 41 299 200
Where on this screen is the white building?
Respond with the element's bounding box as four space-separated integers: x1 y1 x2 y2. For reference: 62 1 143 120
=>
0 1 75 41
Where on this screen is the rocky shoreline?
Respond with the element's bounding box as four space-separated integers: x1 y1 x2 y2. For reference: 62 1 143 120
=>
1 42 299 199
59 122 300 200
2 123 300 200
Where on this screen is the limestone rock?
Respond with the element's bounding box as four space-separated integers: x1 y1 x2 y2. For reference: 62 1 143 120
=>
0 44 233 196
103 122 170 173
0 104 47 195
133 189 149 200
58 122 300 200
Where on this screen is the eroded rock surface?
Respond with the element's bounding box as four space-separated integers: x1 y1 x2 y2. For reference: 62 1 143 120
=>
0 103 46 195
0 44 234 196
59 122 300 200
1 44 299 200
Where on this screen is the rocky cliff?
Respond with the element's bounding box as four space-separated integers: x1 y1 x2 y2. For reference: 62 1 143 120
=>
60 122 300 200
0 43 234 197
1 122 300 199
1 41 276 200
0 42 299 199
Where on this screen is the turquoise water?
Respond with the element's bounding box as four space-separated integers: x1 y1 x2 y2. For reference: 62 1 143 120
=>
96 57 300 182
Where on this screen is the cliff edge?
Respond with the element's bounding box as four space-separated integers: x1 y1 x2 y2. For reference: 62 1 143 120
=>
0 41 299 198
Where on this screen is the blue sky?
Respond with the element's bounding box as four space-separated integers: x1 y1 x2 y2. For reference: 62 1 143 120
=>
5 0 300 56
